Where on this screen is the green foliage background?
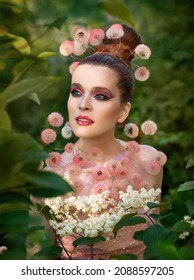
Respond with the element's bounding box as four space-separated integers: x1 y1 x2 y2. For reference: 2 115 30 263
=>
0 0 193 259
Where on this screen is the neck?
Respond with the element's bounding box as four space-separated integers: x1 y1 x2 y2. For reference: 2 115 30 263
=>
75 135 123 161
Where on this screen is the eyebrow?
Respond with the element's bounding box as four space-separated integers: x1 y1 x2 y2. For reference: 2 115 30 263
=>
70 83 114 96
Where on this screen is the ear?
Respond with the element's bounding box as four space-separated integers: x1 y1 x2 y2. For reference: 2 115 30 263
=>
117 102 131 123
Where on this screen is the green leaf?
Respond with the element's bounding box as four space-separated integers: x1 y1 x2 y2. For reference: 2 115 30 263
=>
24 171 72 197
113 213 146 237
0 77 62 103
45 16 67 29
147 202 160 209
73 236 106 247
27 92 41 105
0 105 12 131
97 0 135 25
0 202 30 215
186 155 194 169
38 51 56 59
177 181 194 192
3 225 45 239
186 200 194 215
33 245 62 260
134 224 169 245
181 246 194 260
171 221 191 233
6 32 31 55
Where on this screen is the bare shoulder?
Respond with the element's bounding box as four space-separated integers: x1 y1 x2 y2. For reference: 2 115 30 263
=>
139 144 159 161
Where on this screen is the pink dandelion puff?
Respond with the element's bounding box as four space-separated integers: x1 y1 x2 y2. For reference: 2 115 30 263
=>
141 120 157 135
64 142 74 153
73 41 87 56
69 61 79 75
41 128 57 144
124 122 139 139
72 26 89 43
106 23 124 39
46 152 62 168
88 28 105 46
47 112 64 127
134 66 150 81
59 40 74 56
107 160 121 177
126 140 140 156
134 44 151 60
145 160 162 175
156 151 167 166
91 166 108 181
91 183 108 195
88 146 103 162
64 163 81 176
120 157 130 168
116 166 128 179
73 152 87 167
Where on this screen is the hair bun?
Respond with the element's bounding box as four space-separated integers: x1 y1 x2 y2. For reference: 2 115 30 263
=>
95 24 142 67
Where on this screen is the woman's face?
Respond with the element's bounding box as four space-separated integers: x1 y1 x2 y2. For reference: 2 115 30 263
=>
67 64 130 140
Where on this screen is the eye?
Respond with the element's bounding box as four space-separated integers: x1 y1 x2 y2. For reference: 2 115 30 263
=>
70 89 83 97
94 93 112 101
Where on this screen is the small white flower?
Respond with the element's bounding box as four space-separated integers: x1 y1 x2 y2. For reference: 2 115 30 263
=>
61 126 73 139
179 231 190 239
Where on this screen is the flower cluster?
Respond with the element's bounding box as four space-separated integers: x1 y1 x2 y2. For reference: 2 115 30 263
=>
44 186 161 239
59 24 151 81
178 215 194 240
124 120 158 139
41 112 73 145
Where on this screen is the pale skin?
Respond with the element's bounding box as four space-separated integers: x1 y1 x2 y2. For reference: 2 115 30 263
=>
68 64 131 161
68 64 163 193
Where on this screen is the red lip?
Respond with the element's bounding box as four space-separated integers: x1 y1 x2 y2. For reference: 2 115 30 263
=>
75 115 94 126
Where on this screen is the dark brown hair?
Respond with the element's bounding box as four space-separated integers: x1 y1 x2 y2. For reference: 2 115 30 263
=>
78 24 142 104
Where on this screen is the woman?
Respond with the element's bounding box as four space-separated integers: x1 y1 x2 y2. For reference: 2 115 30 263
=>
42 24 166 260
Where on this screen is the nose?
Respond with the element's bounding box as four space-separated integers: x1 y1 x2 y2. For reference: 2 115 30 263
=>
79 95 92 111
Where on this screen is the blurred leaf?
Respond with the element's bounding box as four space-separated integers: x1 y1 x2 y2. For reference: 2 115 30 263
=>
186 200 194 215
113 213 146 237
97 0 135 25
0 77 62 103
0 249 26 260
27 92 41 105
45 16 67 29
6 32 31 55
0 202 30 214
186 155 194 169
24 171 72 197
180 246 194 260
3 226 44 239
171 221 191 232
33 245 62 260
177 181 194 192
38 51 56 59
0 103 12 131
73 236 106 247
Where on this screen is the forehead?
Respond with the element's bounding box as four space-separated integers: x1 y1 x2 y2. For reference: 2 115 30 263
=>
72 64 119 89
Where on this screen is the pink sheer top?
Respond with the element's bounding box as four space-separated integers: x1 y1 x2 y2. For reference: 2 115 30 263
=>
44 140 166 260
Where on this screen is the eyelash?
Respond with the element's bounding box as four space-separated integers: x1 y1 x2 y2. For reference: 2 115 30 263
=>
70 89 112 101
